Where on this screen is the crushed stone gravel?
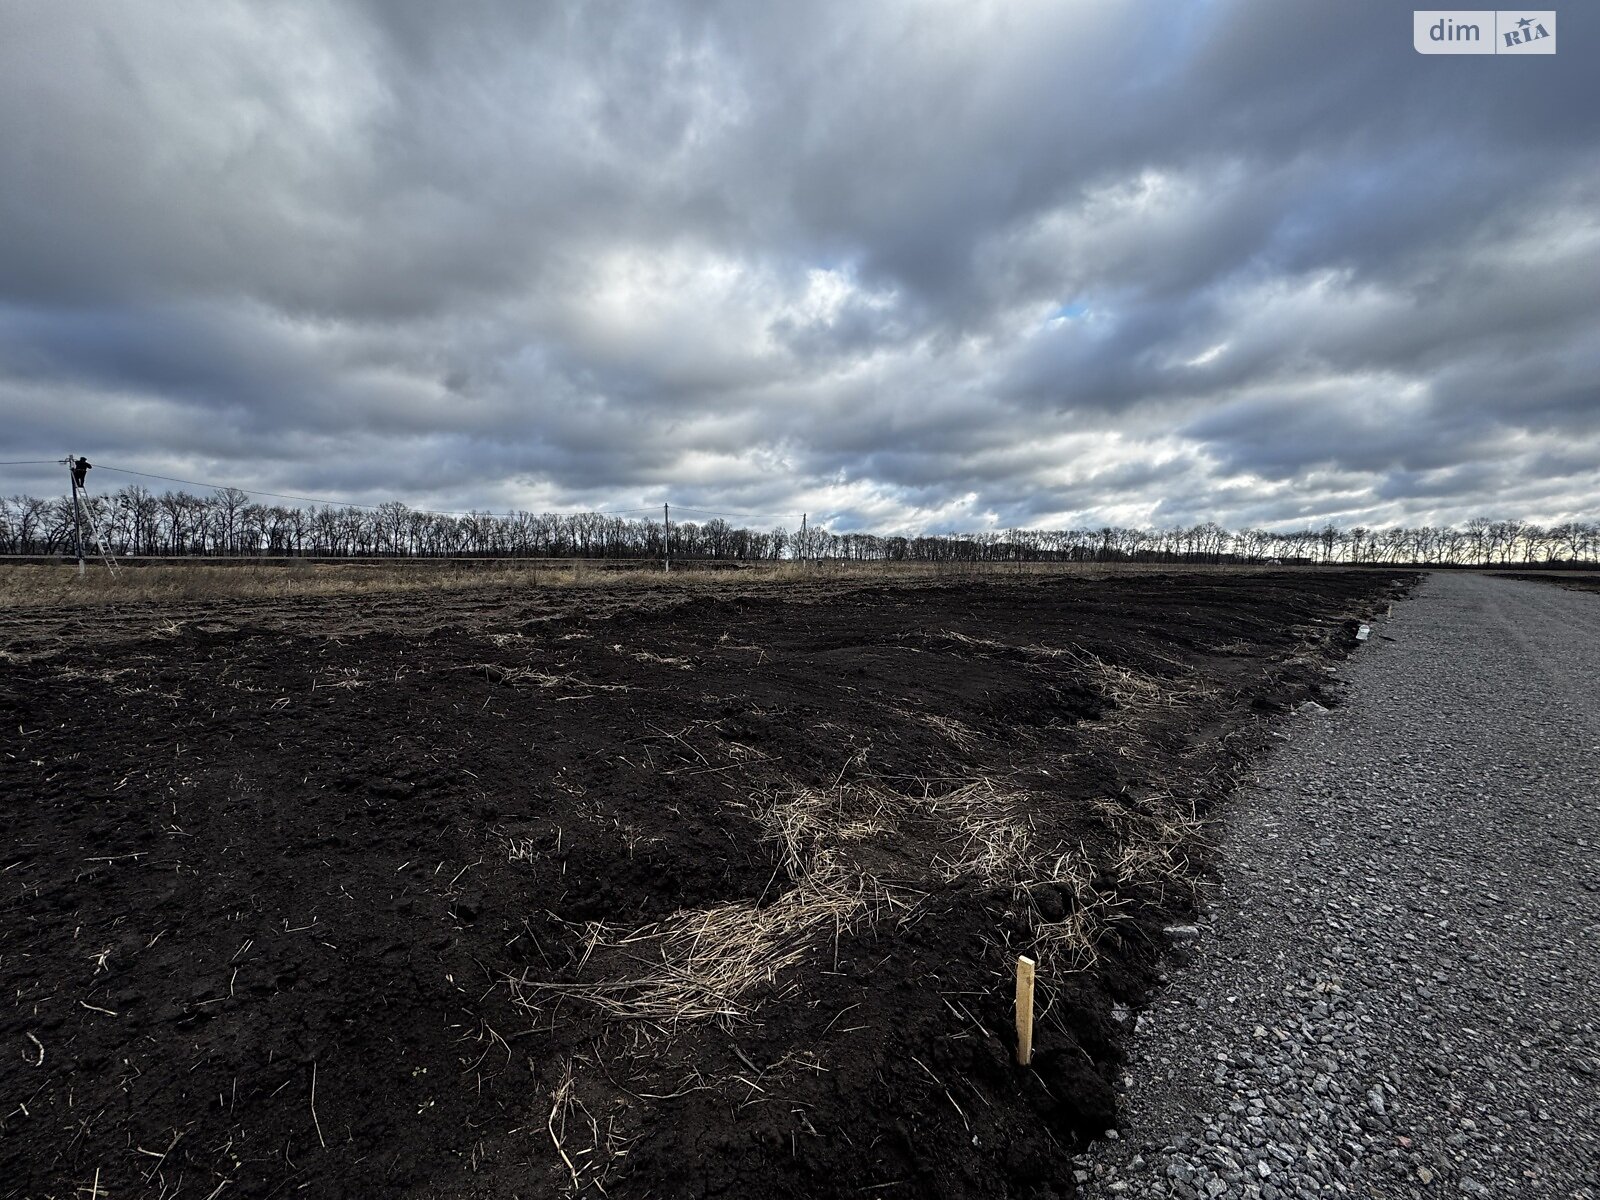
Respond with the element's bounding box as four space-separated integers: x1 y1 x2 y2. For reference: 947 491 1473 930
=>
1072 571 1600 1200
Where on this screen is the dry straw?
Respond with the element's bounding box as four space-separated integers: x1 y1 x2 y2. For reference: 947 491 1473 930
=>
507 767 1207 1034
509 865 900 1025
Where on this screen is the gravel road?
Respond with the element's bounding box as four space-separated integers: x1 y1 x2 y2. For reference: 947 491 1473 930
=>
1072 571 1600 1200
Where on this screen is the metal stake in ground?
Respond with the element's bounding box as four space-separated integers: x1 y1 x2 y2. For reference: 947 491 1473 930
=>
1015 954 1036 1066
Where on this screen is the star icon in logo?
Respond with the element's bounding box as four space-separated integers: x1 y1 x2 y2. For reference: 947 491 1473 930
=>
1517 15 1534 29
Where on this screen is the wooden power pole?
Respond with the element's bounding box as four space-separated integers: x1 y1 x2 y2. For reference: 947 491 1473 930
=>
663 502 671 573
66 455 87 577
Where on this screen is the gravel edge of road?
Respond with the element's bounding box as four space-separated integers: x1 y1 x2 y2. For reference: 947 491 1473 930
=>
1067 572 1600 1200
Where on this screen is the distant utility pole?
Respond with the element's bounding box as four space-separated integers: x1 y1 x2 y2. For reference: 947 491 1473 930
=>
64 455 90 577
663 502 671 573
801 513 807 566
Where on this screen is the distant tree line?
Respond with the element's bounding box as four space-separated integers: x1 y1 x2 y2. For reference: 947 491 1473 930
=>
1 485 1596 566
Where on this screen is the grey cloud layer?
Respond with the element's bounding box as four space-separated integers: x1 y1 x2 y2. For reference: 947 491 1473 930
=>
1 0 1596 531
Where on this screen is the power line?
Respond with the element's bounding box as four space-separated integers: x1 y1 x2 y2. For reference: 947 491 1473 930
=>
671 504 806 523
94 465 427 512
0 459 61 466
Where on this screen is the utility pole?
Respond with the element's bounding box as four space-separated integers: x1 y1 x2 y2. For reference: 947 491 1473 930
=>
801 513 807 566
663 502 671 573
65 455 88 577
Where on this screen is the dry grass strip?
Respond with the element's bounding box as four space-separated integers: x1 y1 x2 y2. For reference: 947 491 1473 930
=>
466 662 632 693
509 866 899 1025
914 628 1218 717
511 769 1210 1035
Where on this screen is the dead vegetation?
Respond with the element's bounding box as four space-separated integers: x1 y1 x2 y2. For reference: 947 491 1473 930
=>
510 765 1212 1040
544 1055 639 1194
510 868 901 1026
0 561 542 608
919 712 982 752
925 628 1217 714
610 644 694 669
468 662 634 695
0 557 1316 610
315 666 370 690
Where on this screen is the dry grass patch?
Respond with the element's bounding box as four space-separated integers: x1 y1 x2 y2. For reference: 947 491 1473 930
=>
1088 794 1208 897
743 775 898 880
467 662 633 695
927 628 1218 718
315 667 370 690
919 712 981 753
0 562 538 608
509 866 900 1026
0 558 1322 610
545 1057 638 1194
611 645 693 670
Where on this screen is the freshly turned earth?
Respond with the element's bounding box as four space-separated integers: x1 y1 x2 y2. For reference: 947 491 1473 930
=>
0 568 1408 1199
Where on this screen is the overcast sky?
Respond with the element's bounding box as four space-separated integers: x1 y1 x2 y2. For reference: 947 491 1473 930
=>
2 1 1596 533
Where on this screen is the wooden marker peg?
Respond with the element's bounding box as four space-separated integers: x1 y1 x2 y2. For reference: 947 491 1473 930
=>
1015 955 1036 1066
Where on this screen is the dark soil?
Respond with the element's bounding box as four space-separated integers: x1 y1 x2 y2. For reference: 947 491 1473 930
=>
1491 570 1600 595
0 569 1411 1199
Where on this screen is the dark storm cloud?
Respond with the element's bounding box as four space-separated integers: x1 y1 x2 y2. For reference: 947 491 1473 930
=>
1 0 1596 531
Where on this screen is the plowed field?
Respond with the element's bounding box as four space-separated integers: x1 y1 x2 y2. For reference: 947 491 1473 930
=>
0 569 1409 1199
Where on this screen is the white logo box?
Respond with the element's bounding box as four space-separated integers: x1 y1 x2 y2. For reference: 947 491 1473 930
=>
1414 10 1556 54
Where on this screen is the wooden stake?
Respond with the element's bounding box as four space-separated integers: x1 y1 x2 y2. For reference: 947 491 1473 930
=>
1015 955 1036 1066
